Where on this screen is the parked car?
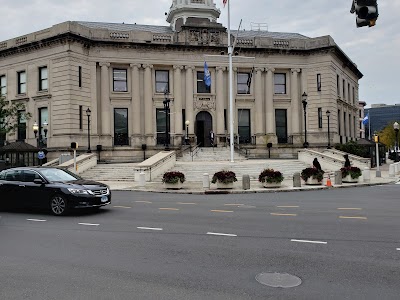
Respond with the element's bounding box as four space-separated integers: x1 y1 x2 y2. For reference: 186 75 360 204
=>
0 167 111 215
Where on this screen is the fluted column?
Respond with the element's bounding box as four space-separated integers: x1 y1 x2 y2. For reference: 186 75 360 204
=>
174 65 183 139
254 67 263 135
130 63 141 145
265 67 275 135
100 62 111 136
291 69 301 135
185 66 195 135
216 66 225 136
143 64 153 144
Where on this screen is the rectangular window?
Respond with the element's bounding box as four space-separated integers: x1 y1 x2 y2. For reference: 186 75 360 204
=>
275 109 288 143
182 109 186 131
348 83 351 103
17 110 26 141
274 73 286 94
349 113 352 137
353 116 356 139
224 109 227 131
338 109 341 135
79 105 83 130
343 79 346 100
18 71 26 94
317 73 321 91
197 71 211 93
343 112 347 136
237 72 250 94
238 109 250 144
113 69 127 92
79 66 82 87
155 70 169 93
156 108 168 145
318 108 323 128
39 107 48 146
114 108 129 145
353 87 355 104
39 66 48 91
0 75 6 96
337 75 340 96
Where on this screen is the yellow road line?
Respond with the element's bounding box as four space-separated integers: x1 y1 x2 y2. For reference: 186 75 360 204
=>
337 208 362 210
135 201 152 204
159 208 180 211
276 206 299 208
211 210 234 213
176 202 197 205
113 206 132 209
339 216 367 220
270 213 297 216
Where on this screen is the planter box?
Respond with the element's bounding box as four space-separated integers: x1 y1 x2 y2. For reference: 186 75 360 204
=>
342 175 359 183
305 177 322 185
164 181 183 189
216 181 234 189
262 181 282 188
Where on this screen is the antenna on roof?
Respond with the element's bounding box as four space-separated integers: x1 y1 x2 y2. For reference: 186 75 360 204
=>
250 22 268 31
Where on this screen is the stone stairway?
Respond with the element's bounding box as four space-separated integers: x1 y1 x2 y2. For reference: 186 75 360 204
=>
179 147 244 162
80 163 138 181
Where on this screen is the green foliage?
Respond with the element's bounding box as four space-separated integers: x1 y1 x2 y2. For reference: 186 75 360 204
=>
258 168 284 183
211 170 237 184
340 167 362 179
301 167 325 182
334 141 368 158
378 122 397 148
162 171 186 184
0 96 31 137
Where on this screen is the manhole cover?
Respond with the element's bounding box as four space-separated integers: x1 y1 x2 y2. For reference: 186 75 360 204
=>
256 272 302 288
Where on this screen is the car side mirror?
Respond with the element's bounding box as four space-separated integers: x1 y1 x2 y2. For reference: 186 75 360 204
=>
34 179 44 185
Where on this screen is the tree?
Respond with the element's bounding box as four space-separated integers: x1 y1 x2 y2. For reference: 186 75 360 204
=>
0 96 31 142
378 122 397 149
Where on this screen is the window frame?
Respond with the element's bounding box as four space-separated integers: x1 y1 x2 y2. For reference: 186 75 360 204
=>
237 109 251 144
17 110 26 141
155 70 170 93
0 74 6 96
17 70 26 94
318 108 323 129
237 72 250 94
38 66 48 91
197 71 211 94
274 73 286 95
113 108 129 146
112 68 128 92
317 73 321 91
275 109 288 144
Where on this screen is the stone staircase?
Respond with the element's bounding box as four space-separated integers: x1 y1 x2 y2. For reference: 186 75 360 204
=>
80 163 138 181
179 147 244 162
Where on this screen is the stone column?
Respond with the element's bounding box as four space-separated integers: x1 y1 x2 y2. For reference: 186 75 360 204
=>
254 67 264 137
130 63 141 146
291 69 301 136
89 62 98 136
100 62 111 137
185 66 195 135
173 65 183 144
143 64 153 145
216 66 225 138
265 68 276 142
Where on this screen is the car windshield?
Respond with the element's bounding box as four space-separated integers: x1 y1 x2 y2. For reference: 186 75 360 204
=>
40 168 80 182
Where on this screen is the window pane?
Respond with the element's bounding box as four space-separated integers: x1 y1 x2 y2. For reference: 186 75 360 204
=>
237 83 249 94
156 82 168 93
40 67 48 79
237 73 249 84
238 109 250 126
114 108 129 146
41 79 48 90
20 83 26 94
274 74 285 84
156 109 167 145
275 109 287 143
19 72 26 83
113 70 126 80
274 85 285 94
156 71 168 82
197 72 204 80
114 81 127 92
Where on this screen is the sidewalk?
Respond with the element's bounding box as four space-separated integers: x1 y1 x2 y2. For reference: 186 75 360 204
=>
102 163 398 194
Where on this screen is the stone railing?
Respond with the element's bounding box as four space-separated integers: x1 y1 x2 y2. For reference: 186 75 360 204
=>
134 151 176 182
322 148 370 169
298 149 343 172
58 153 98 175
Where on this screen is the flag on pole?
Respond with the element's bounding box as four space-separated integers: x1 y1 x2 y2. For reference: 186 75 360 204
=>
204 61 211 87
362 113 369 125
223 0 228 7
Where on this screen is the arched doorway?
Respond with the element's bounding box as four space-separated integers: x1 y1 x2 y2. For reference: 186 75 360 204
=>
195 111 213 147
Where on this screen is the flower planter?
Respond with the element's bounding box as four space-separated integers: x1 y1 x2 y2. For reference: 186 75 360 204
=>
164 181 183 189
262 181 282 188
216 181 234 189
305 177 322 185
342 175 359 183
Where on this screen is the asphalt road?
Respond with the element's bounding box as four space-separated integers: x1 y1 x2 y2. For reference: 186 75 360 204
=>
1 185 400 300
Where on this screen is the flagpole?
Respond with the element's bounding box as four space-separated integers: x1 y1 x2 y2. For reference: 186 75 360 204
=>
227 0 234 162
369 113 371 140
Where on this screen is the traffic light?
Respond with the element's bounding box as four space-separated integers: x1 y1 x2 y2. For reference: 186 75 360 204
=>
71 142 78 149
350 0 379 28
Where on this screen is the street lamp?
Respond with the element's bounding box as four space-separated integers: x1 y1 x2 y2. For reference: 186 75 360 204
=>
86 108 91 153
326 110 331 149
43 121 48 146
393 122 399 162
163 90 170 151
302 92 308 148
33 121 39 147
185 120 190 145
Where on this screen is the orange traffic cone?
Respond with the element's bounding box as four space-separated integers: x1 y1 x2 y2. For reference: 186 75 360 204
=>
326 174 332 187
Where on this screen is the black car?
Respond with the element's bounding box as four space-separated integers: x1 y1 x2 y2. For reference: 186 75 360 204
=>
0 167 111 215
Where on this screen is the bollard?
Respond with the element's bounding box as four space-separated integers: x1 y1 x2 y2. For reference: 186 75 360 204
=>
334 171 342 185
395 163 399 175
389 164 396 178
293 172 301 187
203 173 210 189
363 167 370 183
139 172 146 187
242 175 250 190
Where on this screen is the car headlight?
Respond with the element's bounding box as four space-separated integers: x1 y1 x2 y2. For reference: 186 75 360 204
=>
67 188 93 195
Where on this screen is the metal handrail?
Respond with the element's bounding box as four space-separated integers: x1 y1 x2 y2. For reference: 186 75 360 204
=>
234 142 249 157
190 143 201 161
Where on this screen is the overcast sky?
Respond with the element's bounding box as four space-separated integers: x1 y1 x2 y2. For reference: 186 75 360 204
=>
0 0 397 107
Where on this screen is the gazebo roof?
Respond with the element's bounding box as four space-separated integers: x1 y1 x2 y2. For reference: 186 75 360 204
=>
0 141 39 152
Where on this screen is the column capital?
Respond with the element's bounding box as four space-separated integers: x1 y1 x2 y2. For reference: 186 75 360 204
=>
130 63 142 69
185 65 195 71
99 62 110 68
255 67 264 73
216 66 226 71
173 65 184 70
291 68 301 74
266 67 275 73
233 67 238 72
143 64 153 69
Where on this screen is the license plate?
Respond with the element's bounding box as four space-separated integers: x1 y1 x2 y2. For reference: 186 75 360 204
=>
101 196 108 203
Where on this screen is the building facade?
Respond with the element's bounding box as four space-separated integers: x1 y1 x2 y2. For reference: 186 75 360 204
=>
0 0 362 161
364 104 400 140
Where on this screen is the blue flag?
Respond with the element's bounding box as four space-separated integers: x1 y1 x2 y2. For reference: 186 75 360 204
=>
204 62 211 87
362 113 369 125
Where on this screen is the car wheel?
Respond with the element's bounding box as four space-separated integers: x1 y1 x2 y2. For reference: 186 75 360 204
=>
50 195 68 216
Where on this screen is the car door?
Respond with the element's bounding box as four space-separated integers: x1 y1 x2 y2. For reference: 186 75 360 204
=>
1 170 24 208
21 170 48 208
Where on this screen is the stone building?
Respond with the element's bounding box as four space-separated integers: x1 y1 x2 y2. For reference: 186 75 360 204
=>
0 0 362 161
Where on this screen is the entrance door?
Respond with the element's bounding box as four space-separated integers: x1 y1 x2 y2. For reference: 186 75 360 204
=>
195 111 213 147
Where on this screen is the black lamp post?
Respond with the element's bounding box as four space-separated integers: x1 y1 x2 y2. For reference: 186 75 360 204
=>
86 108 91 153
163 90 170 151
302 92 308 148
33 121 39 148
326 110 331 149
394 122 399 162
185 120 190 145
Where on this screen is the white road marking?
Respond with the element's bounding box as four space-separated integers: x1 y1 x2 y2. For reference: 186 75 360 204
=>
27 219 47 222
396 248 400 251
135 201 152 203
176 202 197 205
137 227 163 231
224 204 244 206
159 208 180 211
207 232 237 237
210 210 233 213
113 205 132 209
337 208 362 210
271 213 297 216
78 223 100 226
291 239 327 244
339 216 367 220
276 206 299 208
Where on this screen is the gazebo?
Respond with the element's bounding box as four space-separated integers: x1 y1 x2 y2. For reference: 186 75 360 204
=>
0 141 41 168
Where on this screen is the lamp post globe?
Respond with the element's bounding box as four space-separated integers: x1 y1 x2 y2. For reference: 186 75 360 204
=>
185 120 190 145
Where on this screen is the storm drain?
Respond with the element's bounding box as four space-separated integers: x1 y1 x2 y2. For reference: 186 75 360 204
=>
256 272 302 288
